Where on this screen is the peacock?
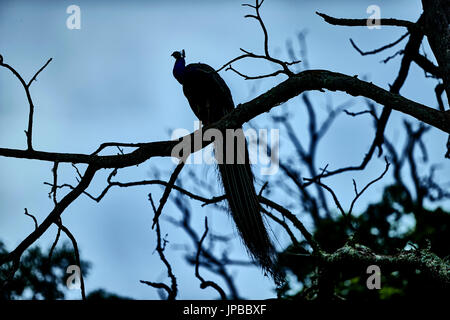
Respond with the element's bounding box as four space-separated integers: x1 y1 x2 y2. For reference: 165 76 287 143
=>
171 50 281 282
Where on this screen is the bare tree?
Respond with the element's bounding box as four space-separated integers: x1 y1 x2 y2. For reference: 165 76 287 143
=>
0 0 448 300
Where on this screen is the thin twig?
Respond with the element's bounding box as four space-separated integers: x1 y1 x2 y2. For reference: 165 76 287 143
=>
48 223 62 260
0 57 52 150
261 207 299 245
259 196 321 253
381 49 404 64
142 194 178 300
27 58 53 87
90 142 151 156
303 177 347 219
217 0 299 78
226 64 284 80
194 217 227 300
51 162 59 205
344 109 373 117
169 193 241 298
152 161 185 228
58 222 86 300
23 208 38 231
348 157 390 215
71 163 83 181
349 32 409 56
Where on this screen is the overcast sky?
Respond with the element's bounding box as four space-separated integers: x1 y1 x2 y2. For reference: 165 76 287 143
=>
0 0 448 299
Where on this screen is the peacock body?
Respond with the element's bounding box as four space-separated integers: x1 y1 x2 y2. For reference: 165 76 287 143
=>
171 50 281 282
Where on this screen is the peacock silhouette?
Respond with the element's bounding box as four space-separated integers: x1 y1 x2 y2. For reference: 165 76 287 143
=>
171 49 282 283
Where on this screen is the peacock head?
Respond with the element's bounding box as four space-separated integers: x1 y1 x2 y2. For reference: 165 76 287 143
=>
172 50 186 84
171 49 185 61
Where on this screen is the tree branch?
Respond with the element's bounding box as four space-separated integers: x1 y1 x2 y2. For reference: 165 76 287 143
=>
0 70 447 172
0 57 52 150
194 217 227 300
316 12 415 28
0 165 98 268
320 243 450 288
349 32 409 56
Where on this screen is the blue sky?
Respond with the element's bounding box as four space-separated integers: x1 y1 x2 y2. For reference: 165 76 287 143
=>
0 0 448 299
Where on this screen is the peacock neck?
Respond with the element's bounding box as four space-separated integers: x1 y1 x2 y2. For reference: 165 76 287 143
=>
173 58 186 84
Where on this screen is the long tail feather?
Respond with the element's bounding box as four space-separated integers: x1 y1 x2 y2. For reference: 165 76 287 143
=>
216 132 282 283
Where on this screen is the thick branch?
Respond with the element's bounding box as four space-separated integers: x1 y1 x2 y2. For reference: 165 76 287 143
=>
320 244 450 288
316 12 415 28
0 70 448 170
421 0 450 103
232 70 449 134
0 165 98 267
